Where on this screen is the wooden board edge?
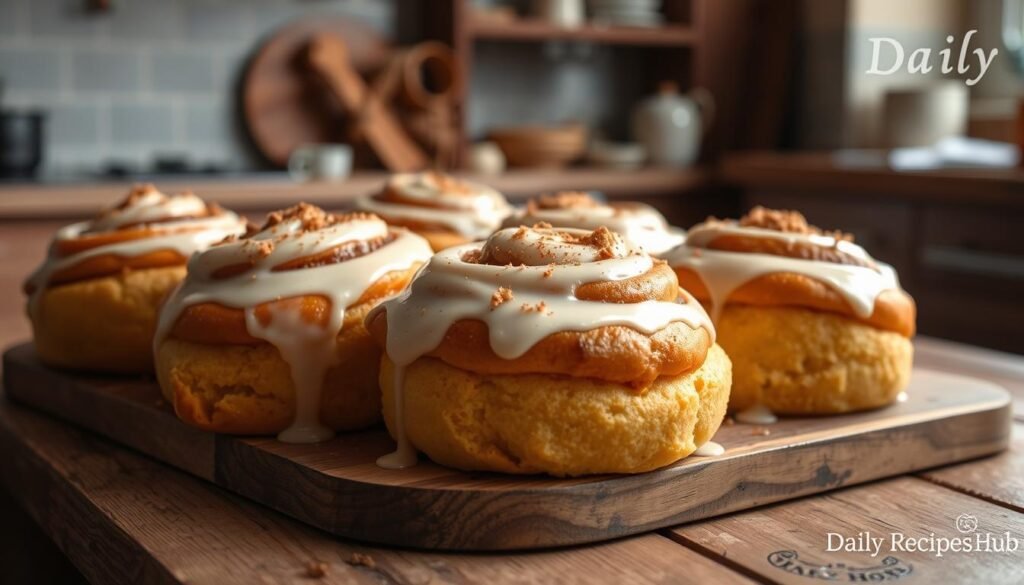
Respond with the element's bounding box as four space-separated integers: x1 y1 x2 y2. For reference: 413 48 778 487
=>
214 392 1013 551
2 345 218 481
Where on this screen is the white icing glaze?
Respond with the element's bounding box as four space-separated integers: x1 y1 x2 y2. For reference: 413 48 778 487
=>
664 221 902 323
735 404 778 425
356 172 512 239
26 189 246 319
371 226 715 468
692 441 724 457
897 391 909 403
504 200 685 256
157 214 433 444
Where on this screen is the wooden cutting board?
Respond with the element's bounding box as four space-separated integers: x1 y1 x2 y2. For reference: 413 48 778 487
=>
2 343 1011 551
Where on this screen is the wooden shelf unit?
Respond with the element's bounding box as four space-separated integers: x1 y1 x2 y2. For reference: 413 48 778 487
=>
469 19 698 47
427 0 706 177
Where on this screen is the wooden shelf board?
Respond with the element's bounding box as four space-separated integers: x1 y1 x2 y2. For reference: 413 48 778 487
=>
470 19 697 47
0 167 710 219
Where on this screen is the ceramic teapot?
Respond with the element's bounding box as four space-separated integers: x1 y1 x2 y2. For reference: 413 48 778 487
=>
632 82 715 167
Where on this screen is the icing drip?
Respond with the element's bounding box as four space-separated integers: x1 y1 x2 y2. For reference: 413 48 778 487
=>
693 441 725 457
735 404 778 425
26 188 246 319
157 212 433 444
664 222 902 323
371 226 715 468
356 172 512 239
504 195 685 256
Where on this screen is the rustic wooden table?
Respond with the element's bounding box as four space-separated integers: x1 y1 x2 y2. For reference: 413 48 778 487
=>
0 207 1022 584
0 337 1021 585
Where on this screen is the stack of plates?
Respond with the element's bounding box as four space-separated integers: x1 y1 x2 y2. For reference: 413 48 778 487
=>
590 0 663 27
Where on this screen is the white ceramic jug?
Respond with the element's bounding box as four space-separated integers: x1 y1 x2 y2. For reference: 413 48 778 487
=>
632 82 715 167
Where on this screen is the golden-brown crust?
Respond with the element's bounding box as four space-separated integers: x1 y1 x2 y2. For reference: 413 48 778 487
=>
716 305 912 414
378 344 732 476
369 313 711 388
35 184 232 288
680 206 916 336
168 265 423 345
367 260 711 388
674 266 916 337
156 298 383 434
30 266 187 373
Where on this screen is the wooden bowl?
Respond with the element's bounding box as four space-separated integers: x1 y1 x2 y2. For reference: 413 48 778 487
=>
489 124 588 168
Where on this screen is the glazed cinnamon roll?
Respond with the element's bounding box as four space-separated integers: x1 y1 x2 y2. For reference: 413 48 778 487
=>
355 171 512 251
24 184 246 373
366 224 731 476
155 204 433 442
502 191 685 255
665 206 916 417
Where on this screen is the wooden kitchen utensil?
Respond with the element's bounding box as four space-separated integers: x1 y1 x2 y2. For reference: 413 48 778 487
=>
242 17 391 167
3 343 1011 551
305 33 428 172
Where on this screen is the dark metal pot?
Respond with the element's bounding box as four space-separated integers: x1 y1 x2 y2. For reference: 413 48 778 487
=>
0 110 45 178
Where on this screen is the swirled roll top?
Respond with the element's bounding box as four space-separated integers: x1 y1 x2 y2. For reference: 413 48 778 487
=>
25 184 246 295
665 206 916 336
502 191 685 255
159 204 434 345
367 225 716 388
355 171 512 240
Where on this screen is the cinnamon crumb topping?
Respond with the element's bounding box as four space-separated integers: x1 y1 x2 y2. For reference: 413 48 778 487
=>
260 203 380 233
114 183 161 210
529 191 599 212
520 300 547 313
304 561 328 578
578 226 621 260
461 249 483 264
490 286 514 309
735 206 853 242
346 553 376 569
426 171 473 195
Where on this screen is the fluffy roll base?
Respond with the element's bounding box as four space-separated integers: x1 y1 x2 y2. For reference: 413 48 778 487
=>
719 305 913 414
30 265 185 373
155 301 382 434
379 344 732 476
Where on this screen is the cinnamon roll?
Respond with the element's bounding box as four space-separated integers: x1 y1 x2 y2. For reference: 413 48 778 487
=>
355 171 512 251
665 206 916 416
155 204 433 442
24 184 246 373
502 191 685 255
366 225 731 476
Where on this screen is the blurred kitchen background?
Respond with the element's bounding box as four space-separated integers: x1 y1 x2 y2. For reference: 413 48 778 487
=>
0 0 1021 354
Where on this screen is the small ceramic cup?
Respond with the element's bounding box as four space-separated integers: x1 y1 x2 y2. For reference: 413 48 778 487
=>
288 144 353 182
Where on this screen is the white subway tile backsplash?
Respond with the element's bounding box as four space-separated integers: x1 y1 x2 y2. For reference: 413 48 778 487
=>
6 0 397 170
108 0 184 41
49 102 101 145
110 101 175 142
72 49 143 92
29 0 102 39
151 52 216 93
0 48 62 91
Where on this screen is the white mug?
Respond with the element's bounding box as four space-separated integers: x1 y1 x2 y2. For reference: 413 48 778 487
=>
288 144 353 182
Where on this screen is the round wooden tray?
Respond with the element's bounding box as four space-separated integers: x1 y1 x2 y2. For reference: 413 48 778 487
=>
241 17 391 167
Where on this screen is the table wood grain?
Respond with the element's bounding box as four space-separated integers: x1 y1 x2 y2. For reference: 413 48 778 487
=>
0 213 1023 583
